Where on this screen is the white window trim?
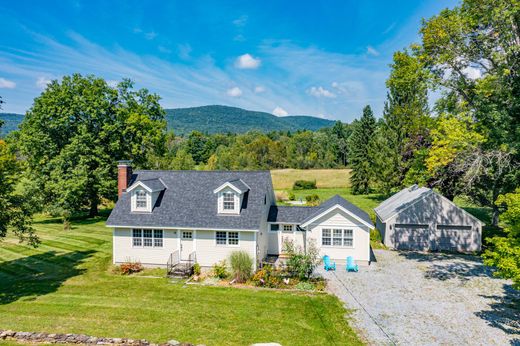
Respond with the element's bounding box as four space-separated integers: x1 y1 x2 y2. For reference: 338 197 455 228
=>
215 231 240 247
131 189 152 213
217 190 240 214
321 227 354 248
132 228 163 248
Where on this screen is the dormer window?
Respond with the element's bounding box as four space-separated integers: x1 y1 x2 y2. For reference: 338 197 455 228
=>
135 190 148 209
223 192 235 210
213 179 250 215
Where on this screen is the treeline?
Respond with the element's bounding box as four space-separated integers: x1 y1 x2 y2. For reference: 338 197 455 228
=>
147 123 351 171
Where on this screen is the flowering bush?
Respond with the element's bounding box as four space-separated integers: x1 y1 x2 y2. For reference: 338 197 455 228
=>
119 261 143 275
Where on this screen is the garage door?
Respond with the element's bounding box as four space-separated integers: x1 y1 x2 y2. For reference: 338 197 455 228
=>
394 224 431 250
435 225 473 251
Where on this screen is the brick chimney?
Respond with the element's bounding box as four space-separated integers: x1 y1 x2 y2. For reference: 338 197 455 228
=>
117 160 133 198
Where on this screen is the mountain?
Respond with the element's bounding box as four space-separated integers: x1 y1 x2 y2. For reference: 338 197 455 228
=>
0 113 24 137
0 105 336 137
165 105 335 135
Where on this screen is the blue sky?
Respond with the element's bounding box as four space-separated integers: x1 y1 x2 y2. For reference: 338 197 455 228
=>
0 0 457 121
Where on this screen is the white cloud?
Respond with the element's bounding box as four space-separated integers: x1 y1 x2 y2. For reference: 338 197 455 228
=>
462 65 482 80
177 44 192 60
235 53 261 69
254 85 265 93
272 106 288 116
145 32 157 40
233 34 246 42
0 77 16 89
307 86 336 98
107 80 119 88
36 76 52 89
227 86 242 97
366 46 380 56
233 15 248 27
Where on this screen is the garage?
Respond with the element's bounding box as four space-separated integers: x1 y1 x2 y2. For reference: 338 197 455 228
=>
374 185 483 253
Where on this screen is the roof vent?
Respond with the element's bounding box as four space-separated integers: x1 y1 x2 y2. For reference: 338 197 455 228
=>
408 184 419 191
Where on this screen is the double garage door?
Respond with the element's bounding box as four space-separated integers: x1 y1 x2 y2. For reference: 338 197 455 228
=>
394 224 473 251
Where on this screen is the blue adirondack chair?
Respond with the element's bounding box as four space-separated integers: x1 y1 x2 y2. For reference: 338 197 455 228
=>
323 255 336 271
346 256 359 272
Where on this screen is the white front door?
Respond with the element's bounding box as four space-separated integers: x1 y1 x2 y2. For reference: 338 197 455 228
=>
180 231 194 260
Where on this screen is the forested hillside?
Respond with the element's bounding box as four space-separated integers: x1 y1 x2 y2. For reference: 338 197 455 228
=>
0 105 335 137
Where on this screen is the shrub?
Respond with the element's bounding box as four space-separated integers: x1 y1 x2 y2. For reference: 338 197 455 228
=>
282 239 320 280
119 260 143 275
229 251 253 283
251 265 282 288
305 194 320 206
293 180 317 190
288 191 296 201
213 260 229 279
193 263 201 276
295 281 315 291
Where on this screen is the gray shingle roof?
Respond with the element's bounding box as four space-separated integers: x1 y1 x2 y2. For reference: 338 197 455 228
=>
226 179 250 194
267 206 316 223
374 185 432 222
300 194 374 227
133 178 166 192
106 170 272 230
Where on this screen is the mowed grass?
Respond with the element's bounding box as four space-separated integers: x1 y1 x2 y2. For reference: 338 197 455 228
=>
271 169 351 190
0 215 363 346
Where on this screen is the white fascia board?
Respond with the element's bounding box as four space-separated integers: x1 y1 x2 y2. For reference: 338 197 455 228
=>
126 181 152 193
106 224 259 232
213 182 242 194
300 204 374 229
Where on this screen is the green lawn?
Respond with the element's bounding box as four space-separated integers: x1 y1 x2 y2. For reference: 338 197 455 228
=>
0 215 363 346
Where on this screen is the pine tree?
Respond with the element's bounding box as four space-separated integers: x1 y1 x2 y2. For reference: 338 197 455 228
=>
348 105 377 194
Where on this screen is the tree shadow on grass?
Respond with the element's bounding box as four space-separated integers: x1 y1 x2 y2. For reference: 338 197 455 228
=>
0 250 94 305
476 284 520 341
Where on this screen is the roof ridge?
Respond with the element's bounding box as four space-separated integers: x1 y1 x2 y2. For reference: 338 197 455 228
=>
134 169 271 173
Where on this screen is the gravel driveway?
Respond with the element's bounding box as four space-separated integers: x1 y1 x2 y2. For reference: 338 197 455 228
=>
321 249 520 346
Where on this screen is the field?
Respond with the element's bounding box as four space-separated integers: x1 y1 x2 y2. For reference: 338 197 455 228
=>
270 168 351 190
0 215 363 346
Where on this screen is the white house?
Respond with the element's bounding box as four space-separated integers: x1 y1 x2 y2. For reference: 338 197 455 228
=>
106 161 374 271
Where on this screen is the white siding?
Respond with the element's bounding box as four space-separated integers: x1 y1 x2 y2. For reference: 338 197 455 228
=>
113 228 178 267
113 228 258 268
268 225 305 255
195 230 256 268
306 209 371 263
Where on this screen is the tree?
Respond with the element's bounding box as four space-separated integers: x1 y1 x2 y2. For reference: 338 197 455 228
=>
17 74 166 217
0 122 37 246
372 50 431 193
348 105 376 194
483 188 520 289
170 149 196 170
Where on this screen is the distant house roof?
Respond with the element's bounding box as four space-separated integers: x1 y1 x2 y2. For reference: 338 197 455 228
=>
374 185 433 222
107 170 273 231
269 195 374 228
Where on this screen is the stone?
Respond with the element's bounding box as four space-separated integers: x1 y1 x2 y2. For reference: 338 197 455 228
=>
167 340 180 346
113 338 123 344
250 344 282 346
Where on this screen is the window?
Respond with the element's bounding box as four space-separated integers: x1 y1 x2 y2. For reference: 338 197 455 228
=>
154 230 163 247
223 192 235 210
216 231 239 246
132 229 163 248
322 228 353 247
270 224 279 232
133 229 142 246
344 229 353 247
333 229 343 246
135 190 147 209
143 229 153 247
322 229 331 246
283 224 294 233
228 232 239 245
182 231 192 239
